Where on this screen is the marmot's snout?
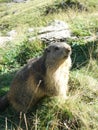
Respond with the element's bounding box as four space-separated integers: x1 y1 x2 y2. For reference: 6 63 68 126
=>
65 47 71 53
64 45 71 58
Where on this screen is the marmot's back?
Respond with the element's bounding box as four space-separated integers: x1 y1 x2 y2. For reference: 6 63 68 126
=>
3 42 72 112
8 57 46 112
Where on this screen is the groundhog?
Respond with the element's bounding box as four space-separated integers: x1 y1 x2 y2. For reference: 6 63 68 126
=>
0 42 72 112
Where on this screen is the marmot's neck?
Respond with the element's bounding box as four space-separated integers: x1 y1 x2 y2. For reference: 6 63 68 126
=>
45 58 71 96
46 59 69 80
46 56 71 72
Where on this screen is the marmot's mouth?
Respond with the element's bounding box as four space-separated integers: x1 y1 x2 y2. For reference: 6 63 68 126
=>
64 54 69 58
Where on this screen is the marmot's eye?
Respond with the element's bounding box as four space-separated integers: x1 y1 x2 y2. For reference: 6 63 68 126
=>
46 48 50 53
55 47 59 51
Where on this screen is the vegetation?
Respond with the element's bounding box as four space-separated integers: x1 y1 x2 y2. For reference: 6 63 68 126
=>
0 0 98 129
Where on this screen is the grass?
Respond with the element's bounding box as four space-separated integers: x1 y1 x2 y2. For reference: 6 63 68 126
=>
0 0 98 129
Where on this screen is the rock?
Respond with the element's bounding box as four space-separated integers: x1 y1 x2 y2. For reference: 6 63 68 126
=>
0 30 17 47
28 20 98 44
83 35 98 43
7 30 17 37
28 28 34 33
0 37 13 47
39 20 69 33
28 20 71 44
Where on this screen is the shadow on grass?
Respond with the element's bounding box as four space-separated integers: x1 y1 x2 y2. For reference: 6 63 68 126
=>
70 41 98 69
0 71 16 88
0 107 19 129
0 70 18 98
0 71 18 129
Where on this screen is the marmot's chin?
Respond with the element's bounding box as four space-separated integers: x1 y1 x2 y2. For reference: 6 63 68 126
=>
64 54 68 59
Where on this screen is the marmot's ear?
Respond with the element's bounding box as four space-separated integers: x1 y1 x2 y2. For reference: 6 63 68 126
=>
44 48 50 57
43 50 47 60
45 48 51 53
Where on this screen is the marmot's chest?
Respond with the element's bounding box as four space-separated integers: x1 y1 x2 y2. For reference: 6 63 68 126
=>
45 66 68 96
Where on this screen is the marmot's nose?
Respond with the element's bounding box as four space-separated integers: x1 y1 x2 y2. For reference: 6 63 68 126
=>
65 47 71 53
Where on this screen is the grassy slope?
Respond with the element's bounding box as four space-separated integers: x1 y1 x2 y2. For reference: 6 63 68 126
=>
0 0 98 130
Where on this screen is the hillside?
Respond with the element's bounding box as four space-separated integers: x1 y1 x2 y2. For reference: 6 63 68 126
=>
0 0 98 130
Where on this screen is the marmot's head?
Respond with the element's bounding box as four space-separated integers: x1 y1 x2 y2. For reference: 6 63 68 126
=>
44 42 71 68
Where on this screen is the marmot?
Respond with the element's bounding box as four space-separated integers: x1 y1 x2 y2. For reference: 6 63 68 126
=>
0 42 72 112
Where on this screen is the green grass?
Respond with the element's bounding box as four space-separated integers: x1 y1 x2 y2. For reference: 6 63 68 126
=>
0 0 98 129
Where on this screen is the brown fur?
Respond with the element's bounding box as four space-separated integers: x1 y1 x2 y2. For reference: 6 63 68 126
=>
0 42 72 112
